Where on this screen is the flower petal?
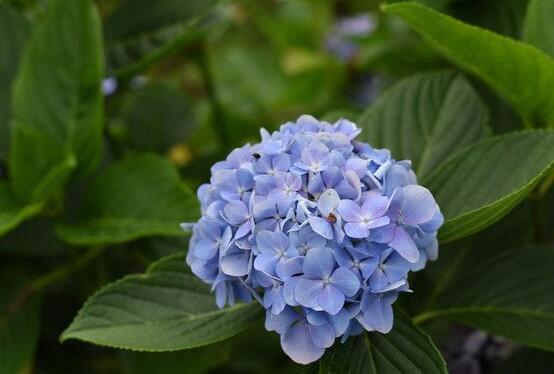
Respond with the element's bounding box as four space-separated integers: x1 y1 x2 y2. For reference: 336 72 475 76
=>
330 267 360 297
318 285 345 315
281 322 325 364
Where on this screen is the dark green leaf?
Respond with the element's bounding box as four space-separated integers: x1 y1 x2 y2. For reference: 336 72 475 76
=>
383 2 554 127
522 0 554 57
320 311 447 374
359 70 489 178
61 253 264 350
449 0 529 38
0 4 30 161
0 217 67 257
0 271 42 374
123 84 195 154
492 348 554 374
104 0 221 76
415 246 554 352
9 0 104 203
56 154 199 245
0 182 43 238
120 342 232 374
424 130 554 242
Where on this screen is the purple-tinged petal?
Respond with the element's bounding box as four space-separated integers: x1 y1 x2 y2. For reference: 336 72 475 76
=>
360 291 394 333
308 216 333 240
344 222 369 239
318 285 345 315
295 278 323 309
281 322 326 364
309 323 335 349
389 226 420 263
303 247 335 278
330 267 360 296
337 200 362 222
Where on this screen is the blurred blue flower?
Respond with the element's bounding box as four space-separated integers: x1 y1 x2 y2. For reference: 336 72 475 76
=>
183 115 442 364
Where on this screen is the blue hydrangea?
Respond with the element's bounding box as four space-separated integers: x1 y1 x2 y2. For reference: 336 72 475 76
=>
183 115 443 364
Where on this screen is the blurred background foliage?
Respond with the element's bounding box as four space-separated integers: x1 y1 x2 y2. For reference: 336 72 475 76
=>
1 0 553 373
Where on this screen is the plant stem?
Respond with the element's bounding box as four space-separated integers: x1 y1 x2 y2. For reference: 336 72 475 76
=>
30 246 105 292
7 246 106 315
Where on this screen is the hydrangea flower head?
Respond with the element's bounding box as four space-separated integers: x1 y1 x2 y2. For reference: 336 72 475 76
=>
183 115 443 364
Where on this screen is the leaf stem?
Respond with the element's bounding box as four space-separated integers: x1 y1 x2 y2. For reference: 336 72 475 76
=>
8 246 106 315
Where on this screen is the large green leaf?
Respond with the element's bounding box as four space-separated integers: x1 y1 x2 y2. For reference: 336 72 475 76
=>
9 0 104 203
120 343 232 374
359 70 489 178
0 182 43 238
61 253 264 350
522 0 554 57
104 0 221 76
56 154 199 246
0 271 42 374
423 130 554 242
320 312 447 374
383 2 554 127
122 84 195 154
0 4 30 161
415 246 554 352
449 0 529 38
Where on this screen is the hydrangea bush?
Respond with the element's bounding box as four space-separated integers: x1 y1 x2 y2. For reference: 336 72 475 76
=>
185 115 443 363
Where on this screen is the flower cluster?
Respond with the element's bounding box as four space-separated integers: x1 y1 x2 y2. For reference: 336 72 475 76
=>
183 115 443 364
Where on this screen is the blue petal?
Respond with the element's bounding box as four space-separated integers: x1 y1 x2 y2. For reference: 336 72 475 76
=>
330 268 360 296
220 252 250 277
281 322 326 364
326 307 351 336
389 226 420 263
318 285 345 315
295 278 323 309
344 222 369 239
303 247 335 278
265 307 298 334
309 323 335 349
360 291 394 333
308 216 334 240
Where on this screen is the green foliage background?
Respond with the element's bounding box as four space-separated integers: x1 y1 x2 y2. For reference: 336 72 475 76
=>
1 0 554 373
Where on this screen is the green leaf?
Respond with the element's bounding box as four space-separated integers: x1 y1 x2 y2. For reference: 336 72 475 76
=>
56 154 199 246
449 0 529 38
9 0 104 203
0 182 43 238
383 2 554 127
104 0 221 76
415 246 554 352
0 4 30 161
359 70 489 178
122 84 195 154
0 271 42 374
61 253 264 350
522 0 554 57
320 311 447 374
120 342 232 374
424 130 554 242
492 348 554 374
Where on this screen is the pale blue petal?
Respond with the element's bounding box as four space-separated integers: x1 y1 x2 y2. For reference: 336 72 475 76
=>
389 226 420 263
344 222 369 239
330 267 360 296
281 322 325 364
303 247 335 278
308 216 333 240
295 278 324 309
318 285 345 315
